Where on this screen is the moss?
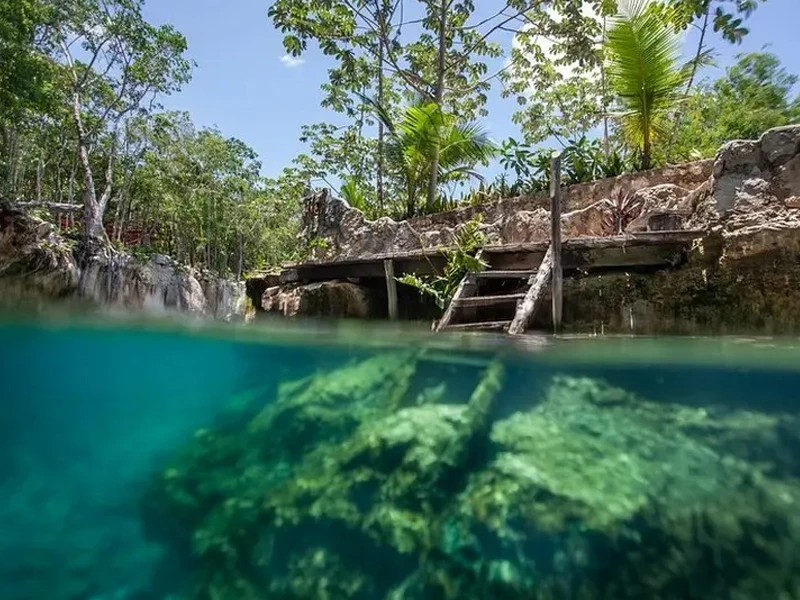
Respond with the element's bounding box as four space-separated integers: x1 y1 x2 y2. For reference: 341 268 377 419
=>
144 359 800 600
559 248 800 334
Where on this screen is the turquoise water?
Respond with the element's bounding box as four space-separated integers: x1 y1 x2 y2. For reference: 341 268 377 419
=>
1 315 800 599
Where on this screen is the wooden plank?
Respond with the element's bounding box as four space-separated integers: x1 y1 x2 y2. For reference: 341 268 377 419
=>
281 252 447 283
416 351 493 367
454 293 525 308
436 273 476 331
435 249 483 331
508 244 553 335
550 152 563 333
443 320 511 331
486 242 690 272
279 230 705 283
474 269 536 279
483 230 705 254
384 259 398 320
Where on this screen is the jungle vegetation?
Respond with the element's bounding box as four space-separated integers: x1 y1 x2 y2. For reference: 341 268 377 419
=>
1 0 797 275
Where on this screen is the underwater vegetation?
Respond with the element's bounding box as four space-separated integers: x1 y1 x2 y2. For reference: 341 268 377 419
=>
143 351 800 600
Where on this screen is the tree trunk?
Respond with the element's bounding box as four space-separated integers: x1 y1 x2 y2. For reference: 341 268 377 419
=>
71 90 105 244
425 0 448 213
642 126 652 171
237 232 244 280
377 32 386 213
376 1 392 214
601 16 610 158
36 157 42 202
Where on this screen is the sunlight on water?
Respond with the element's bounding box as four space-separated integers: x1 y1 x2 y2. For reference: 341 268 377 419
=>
1 312 800 599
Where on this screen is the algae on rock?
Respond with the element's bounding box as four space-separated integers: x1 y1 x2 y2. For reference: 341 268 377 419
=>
143 359 800 600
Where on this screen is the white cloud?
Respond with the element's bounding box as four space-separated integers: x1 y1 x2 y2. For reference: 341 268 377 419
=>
280 54 305 68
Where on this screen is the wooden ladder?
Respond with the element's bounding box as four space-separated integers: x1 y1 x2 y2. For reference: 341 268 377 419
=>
436 244 554 334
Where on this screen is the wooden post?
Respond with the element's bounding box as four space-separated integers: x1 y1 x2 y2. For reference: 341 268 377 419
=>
507 245 552 335
550 152 563 333
384 259 398 320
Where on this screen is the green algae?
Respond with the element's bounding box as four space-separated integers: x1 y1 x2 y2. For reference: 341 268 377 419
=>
143 354 800 600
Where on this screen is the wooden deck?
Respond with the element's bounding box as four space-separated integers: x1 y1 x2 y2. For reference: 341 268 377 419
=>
280 230 704 284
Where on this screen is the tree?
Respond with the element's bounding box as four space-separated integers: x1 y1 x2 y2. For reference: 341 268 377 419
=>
668 51 800 161
502 1 614 147
370 99 496 217
658 0 767 159
54 0 191 249
605 0 690 169
0 0 58 121
270 1 584 212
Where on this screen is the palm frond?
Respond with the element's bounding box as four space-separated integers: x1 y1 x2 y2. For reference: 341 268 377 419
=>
606 0 689 158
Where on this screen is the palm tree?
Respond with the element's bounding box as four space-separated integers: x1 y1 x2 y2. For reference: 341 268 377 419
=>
605 0 692 169
367 98 496 218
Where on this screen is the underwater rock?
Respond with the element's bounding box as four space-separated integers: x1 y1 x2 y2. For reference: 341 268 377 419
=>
144 362 800 600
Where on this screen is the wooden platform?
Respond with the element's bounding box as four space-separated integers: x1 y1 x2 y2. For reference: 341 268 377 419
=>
280 230 704 284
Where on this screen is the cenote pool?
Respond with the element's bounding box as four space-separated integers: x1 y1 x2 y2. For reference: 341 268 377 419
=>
1 314 799 600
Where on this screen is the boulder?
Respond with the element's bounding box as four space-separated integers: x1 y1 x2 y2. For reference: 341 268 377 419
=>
79 251 244 317
626 209 687 232
760 124 800 167
0 201 79 302
715 139 765 174
629 183 691 213
262 280 373 318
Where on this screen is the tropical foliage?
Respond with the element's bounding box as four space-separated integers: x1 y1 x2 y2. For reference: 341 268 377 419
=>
398 216 487 308
368 100 497 218
2 0 794 278
605 0 694 169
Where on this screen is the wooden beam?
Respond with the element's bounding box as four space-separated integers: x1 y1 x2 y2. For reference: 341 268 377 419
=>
443 320 511 332
474 269 536 279
508 244 553 335
550 152 563 333
384 259 398 320
436 272 477 331
454 292 525 308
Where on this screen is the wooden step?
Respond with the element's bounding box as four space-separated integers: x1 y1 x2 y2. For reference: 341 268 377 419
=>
453 293 525 308
443 320 511 332
473 269 536 279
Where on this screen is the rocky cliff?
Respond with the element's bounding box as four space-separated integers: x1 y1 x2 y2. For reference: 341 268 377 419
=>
299 160 714 260
0 202 245 318
283 125 800 333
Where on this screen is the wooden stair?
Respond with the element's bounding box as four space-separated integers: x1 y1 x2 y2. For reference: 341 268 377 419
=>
436 244 554 334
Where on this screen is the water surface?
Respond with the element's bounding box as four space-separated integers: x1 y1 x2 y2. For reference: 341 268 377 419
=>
1 314 799 599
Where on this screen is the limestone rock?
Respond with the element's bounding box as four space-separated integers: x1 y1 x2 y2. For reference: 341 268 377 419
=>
297 162 715 257
760 124 800 167
716 139 765 174
629 183 691 214
626 209 687 232
79 251 244 318
262 280 373 318
775 153 800 200
0 201 79 302
500 209 550 243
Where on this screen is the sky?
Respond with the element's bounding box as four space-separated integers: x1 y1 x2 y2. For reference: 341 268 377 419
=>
143 0 800 181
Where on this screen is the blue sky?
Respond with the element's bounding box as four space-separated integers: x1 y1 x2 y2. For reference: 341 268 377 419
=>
144 0 800 180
